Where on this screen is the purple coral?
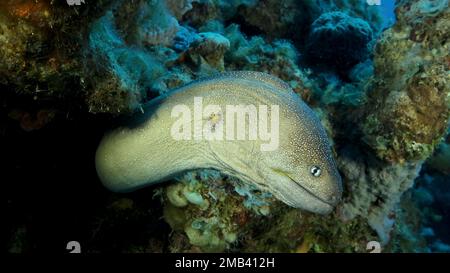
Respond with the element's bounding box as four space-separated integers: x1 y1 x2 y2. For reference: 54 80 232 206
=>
305 11 373 70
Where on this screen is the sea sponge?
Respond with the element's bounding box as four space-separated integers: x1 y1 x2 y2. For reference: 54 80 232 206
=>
305 11 373 70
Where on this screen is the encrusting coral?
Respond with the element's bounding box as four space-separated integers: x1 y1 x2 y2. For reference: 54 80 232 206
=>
337 145 423 244
362 0 449 163
163 170 273 252
332 0 449 244
162 170 376 253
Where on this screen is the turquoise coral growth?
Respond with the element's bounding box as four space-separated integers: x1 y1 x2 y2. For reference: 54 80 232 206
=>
87 11 165 113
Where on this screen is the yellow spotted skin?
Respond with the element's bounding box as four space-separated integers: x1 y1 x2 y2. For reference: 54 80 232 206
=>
95 71 343 214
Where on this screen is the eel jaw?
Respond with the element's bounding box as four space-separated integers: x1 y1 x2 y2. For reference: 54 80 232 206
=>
276 185 334 215
286 176 335 214
268 169 337 215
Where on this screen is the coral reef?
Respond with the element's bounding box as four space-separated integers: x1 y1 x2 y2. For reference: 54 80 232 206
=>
221 0 383 43
338 145 423 244
0 0 113 113
118 0 180 46
167 0 198 20
305 11 373 71
0 3 78 100
219 24 311 99
295 0 449 248
87 11 165 113
387 164 450 253
186 32 230 71
362 0 449 163
325 0 449 247
163 170 273 252
427 141 450 175
3 0 450 254
163 170 377 253
324 0 449 246
236 0 303 38
241 209 378 253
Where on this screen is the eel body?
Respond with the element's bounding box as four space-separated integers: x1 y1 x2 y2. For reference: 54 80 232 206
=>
95 71 342 214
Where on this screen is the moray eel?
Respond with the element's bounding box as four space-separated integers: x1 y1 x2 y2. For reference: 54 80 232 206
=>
95 71 343 214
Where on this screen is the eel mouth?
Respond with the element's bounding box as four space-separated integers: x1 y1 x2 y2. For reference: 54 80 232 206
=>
269 168 337 213
286 175 336 207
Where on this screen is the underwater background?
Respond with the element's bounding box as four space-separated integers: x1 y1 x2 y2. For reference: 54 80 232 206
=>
2 0 449 253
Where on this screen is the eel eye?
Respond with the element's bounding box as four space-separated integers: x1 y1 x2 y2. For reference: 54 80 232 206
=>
310 166 321 177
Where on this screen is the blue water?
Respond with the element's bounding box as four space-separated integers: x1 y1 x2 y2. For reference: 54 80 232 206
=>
379 0 396 28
